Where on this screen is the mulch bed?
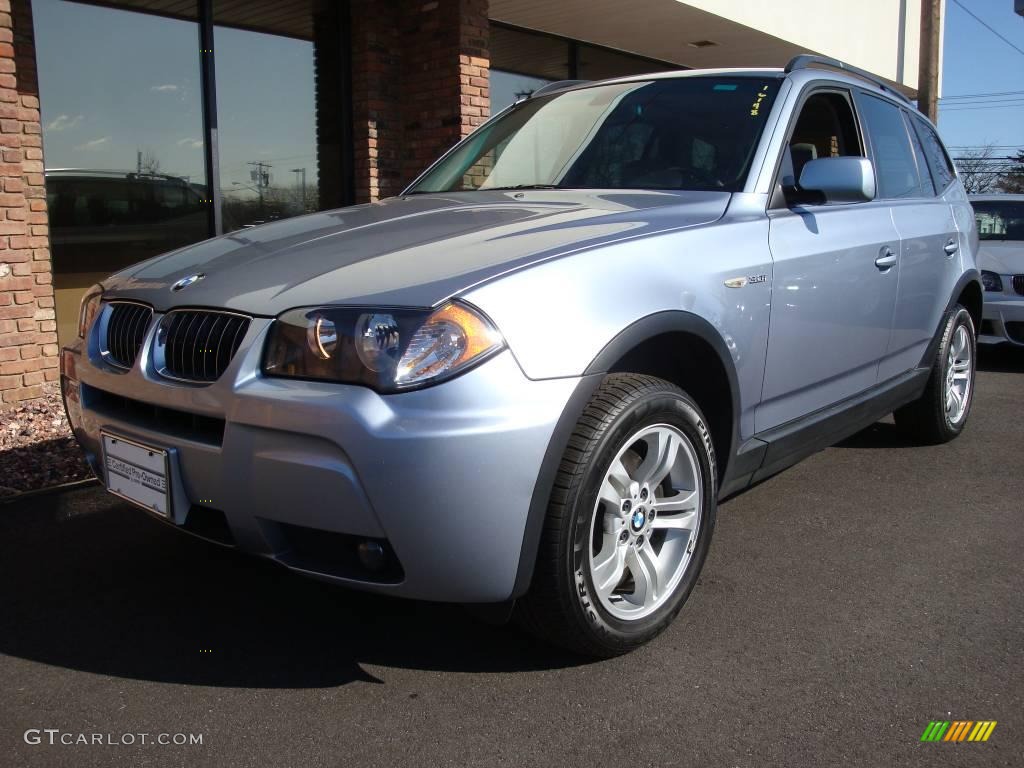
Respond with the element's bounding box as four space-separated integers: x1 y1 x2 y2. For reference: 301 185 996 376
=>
0 387 93 497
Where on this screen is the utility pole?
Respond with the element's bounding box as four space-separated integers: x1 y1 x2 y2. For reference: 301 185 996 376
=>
248 161 271 215
917 0 942 123
291 167 307 212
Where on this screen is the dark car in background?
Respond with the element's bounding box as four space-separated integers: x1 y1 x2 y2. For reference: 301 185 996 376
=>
46 170 209 346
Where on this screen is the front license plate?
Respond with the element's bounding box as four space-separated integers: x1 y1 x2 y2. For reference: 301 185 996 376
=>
101 432 171 517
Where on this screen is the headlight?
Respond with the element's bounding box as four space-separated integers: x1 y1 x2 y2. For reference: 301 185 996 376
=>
262 301 503 392
78 285 103 338
980 270 1003 292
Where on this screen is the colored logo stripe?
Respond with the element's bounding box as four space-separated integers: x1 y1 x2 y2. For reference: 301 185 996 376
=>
921 720 996 742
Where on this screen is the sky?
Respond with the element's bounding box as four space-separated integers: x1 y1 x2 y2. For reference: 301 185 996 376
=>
32 0 319 196
936 0 1024 155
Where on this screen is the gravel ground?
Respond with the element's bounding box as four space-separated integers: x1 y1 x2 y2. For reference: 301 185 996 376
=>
0 386 93 497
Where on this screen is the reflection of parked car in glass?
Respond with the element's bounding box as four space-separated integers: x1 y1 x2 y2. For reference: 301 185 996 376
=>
46 169 209 347
970 195 1024 346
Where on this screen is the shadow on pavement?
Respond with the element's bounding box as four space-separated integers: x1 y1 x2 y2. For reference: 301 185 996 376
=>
977 344 1024 373
834 421 919 450
0 487 586 689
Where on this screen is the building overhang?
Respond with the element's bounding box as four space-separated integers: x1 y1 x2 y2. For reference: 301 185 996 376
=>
490 0 926 95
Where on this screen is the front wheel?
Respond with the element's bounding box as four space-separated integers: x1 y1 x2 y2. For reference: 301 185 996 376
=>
894 305 976 444
516 374 717 657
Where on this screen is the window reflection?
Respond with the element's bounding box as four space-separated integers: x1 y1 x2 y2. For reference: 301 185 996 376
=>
34 0 207 346
215 18 319 231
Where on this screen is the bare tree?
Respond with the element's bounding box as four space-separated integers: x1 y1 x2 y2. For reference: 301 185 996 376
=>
955 145 1000 194
997 150 1024 194
139 149 161 175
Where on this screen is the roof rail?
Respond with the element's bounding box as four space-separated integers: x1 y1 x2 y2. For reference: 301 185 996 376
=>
529 79 590 99
785 55 914 107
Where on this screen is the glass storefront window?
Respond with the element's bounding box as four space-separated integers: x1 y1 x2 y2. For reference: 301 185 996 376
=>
215 12 319 231
489 25 681 114
34 0 208 346
490 25 569 113
577 44 675 81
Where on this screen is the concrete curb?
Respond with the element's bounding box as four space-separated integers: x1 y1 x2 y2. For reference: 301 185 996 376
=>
0 477 99 505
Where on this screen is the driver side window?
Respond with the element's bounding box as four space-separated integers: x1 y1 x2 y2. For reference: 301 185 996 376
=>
781 90 864 204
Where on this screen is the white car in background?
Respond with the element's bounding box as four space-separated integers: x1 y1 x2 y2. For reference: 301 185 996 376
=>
971 194 1024 346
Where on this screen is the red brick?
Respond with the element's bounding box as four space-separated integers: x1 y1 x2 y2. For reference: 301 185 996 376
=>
0 373 22 390
4 384 44 403
0 305 30 321
0 357 42 375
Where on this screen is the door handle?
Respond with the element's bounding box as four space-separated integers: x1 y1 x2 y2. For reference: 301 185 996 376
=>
875 247 897 270
944 239 959 255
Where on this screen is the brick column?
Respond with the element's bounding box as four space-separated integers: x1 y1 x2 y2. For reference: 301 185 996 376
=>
350 0 489 203
0 0 56 406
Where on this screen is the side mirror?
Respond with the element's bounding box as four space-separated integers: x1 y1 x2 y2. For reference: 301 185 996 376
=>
797 157 876 203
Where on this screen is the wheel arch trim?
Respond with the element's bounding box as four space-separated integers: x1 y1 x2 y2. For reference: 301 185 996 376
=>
511 310 742 598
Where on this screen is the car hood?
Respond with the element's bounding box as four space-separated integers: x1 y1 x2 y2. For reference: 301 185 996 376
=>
103 190 731 314
976 240 1024 274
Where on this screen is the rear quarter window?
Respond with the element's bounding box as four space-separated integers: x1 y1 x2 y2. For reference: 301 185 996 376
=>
910 114 956 191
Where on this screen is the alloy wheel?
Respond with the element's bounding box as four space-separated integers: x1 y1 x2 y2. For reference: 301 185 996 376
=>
945 324 973 425
587 424 703 621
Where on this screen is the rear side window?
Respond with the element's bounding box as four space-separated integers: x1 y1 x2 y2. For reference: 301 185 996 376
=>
909 114 956 191
858 93 922 199
903 111 936 196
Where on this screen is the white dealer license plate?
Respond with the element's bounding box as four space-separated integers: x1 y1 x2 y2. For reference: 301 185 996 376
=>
101 432 171 517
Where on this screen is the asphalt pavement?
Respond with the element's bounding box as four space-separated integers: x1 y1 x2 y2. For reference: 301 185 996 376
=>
2 347 1022 768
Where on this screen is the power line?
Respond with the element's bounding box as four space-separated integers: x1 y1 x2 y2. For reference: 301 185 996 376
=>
949 0 1024 59
940 103 1024 111
939 96 1024 106
941 89 1024 100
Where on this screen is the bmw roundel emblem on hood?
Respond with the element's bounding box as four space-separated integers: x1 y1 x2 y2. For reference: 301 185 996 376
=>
171 273 205 291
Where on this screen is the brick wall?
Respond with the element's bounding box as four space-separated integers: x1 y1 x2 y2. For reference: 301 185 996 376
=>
350 0 489 203
0 0 56 407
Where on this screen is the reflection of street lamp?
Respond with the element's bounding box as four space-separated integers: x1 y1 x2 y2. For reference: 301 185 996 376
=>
290 167 307 212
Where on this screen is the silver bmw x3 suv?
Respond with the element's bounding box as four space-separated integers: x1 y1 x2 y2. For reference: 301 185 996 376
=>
62 56 981 656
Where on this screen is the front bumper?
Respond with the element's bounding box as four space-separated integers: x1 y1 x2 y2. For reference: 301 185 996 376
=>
62 316 580 603
980 286 1024 346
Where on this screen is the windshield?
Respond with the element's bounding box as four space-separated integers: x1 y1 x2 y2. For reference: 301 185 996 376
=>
408 77 781 194
973 201 1024 241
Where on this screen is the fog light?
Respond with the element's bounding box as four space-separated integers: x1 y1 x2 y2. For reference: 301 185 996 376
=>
357 541 386 572
981 270 1003 292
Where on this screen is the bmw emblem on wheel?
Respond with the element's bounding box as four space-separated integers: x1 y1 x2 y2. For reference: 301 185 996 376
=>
631 509 646 531
171 273 205 291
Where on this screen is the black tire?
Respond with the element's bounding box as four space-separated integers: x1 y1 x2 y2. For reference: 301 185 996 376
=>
515 373 717 657
894 305 976 445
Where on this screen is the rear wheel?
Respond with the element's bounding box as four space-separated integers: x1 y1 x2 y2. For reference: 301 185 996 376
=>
894 305 976 444
516 374 716 657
